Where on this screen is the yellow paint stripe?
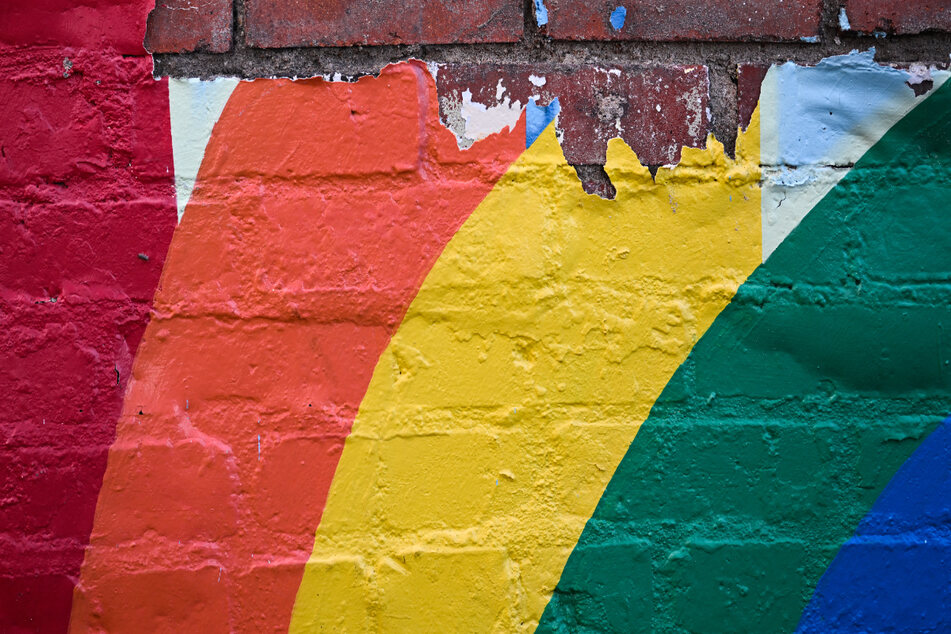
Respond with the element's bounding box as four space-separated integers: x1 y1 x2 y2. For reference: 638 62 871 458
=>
291 111 762 632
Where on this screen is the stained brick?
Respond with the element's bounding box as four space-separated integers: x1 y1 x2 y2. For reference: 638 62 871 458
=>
544 0 822 41
144 0 233 53
244 0 522 49
436 63 710 166
843 0 951 34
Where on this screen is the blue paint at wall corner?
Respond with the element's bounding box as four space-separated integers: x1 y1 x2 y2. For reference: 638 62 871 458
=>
610 6 626 31
526 97 560 148
797 414 951 633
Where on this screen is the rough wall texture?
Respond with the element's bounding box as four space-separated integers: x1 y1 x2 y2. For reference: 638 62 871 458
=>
1 0 950 632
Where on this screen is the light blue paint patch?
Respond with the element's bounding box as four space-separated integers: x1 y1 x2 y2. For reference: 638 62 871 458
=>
770 49 914 166
800 35 819 43
533 0 548 27
838 7 851 31
610 6 626 31
526 97 560 148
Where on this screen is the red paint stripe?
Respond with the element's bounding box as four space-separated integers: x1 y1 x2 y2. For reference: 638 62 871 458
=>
71 61 525 632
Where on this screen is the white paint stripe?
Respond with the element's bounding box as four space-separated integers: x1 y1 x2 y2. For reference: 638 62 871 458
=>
168 77 240 223
759 51 950 261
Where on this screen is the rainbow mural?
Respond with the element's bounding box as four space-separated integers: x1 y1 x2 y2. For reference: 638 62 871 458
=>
68 52 951 632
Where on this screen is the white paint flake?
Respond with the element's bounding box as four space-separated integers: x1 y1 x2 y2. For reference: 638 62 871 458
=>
456 88 523 146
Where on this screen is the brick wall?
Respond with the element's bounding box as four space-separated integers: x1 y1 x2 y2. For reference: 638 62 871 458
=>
1 0 950 632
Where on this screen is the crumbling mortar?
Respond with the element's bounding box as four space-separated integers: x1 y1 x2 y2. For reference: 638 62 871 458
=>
150 2 949 193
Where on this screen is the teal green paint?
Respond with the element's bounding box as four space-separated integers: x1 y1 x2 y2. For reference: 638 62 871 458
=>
537 82 951 632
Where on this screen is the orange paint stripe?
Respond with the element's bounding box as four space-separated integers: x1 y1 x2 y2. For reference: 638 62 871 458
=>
70 61 526 633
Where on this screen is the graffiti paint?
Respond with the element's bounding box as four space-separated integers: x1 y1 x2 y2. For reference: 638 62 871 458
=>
539 74 951 633
69 62 525 632
290 103 762 633
44 51 951 633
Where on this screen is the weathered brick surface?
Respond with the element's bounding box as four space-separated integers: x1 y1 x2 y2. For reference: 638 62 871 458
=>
3 0 951 630
544 0 822 41
245 0 522 49
144 0 233 53
436 63 710 166
843 0 951 34
737 64 769 130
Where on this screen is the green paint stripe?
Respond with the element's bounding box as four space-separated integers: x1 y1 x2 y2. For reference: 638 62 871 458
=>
538 81 951 633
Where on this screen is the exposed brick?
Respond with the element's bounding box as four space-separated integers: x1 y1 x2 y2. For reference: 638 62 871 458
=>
843 0 951 34
244 0 522 49
436 63 710 166
144 0 233 53
737 64 769 130
545 0 822 41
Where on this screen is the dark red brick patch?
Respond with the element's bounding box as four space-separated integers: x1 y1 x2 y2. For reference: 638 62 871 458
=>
843 0 951 34
144 0 233 53
737 64 769 130
245 0 522 49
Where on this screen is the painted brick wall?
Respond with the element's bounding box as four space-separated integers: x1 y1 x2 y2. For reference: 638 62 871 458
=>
1 0 950 632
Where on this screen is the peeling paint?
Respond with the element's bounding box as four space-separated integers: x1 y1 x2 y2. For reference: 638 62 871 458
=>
526 96 560 146
839 7 851 31
610 6 626 31
759 48 950 260
457 87 523 147
533 0 548 27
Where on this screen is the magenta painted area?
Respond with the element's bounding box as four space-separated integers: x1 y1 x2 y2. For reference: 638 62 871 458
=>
0 8 178 629
0 1 152 55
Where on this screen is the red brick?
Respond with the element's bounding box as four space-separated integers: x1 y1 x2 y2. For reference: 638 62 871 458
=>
737 64 769 130
436 63 710 166
843 0 951 34
545 0 822 41
245 0 522 48
144 0 233 53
